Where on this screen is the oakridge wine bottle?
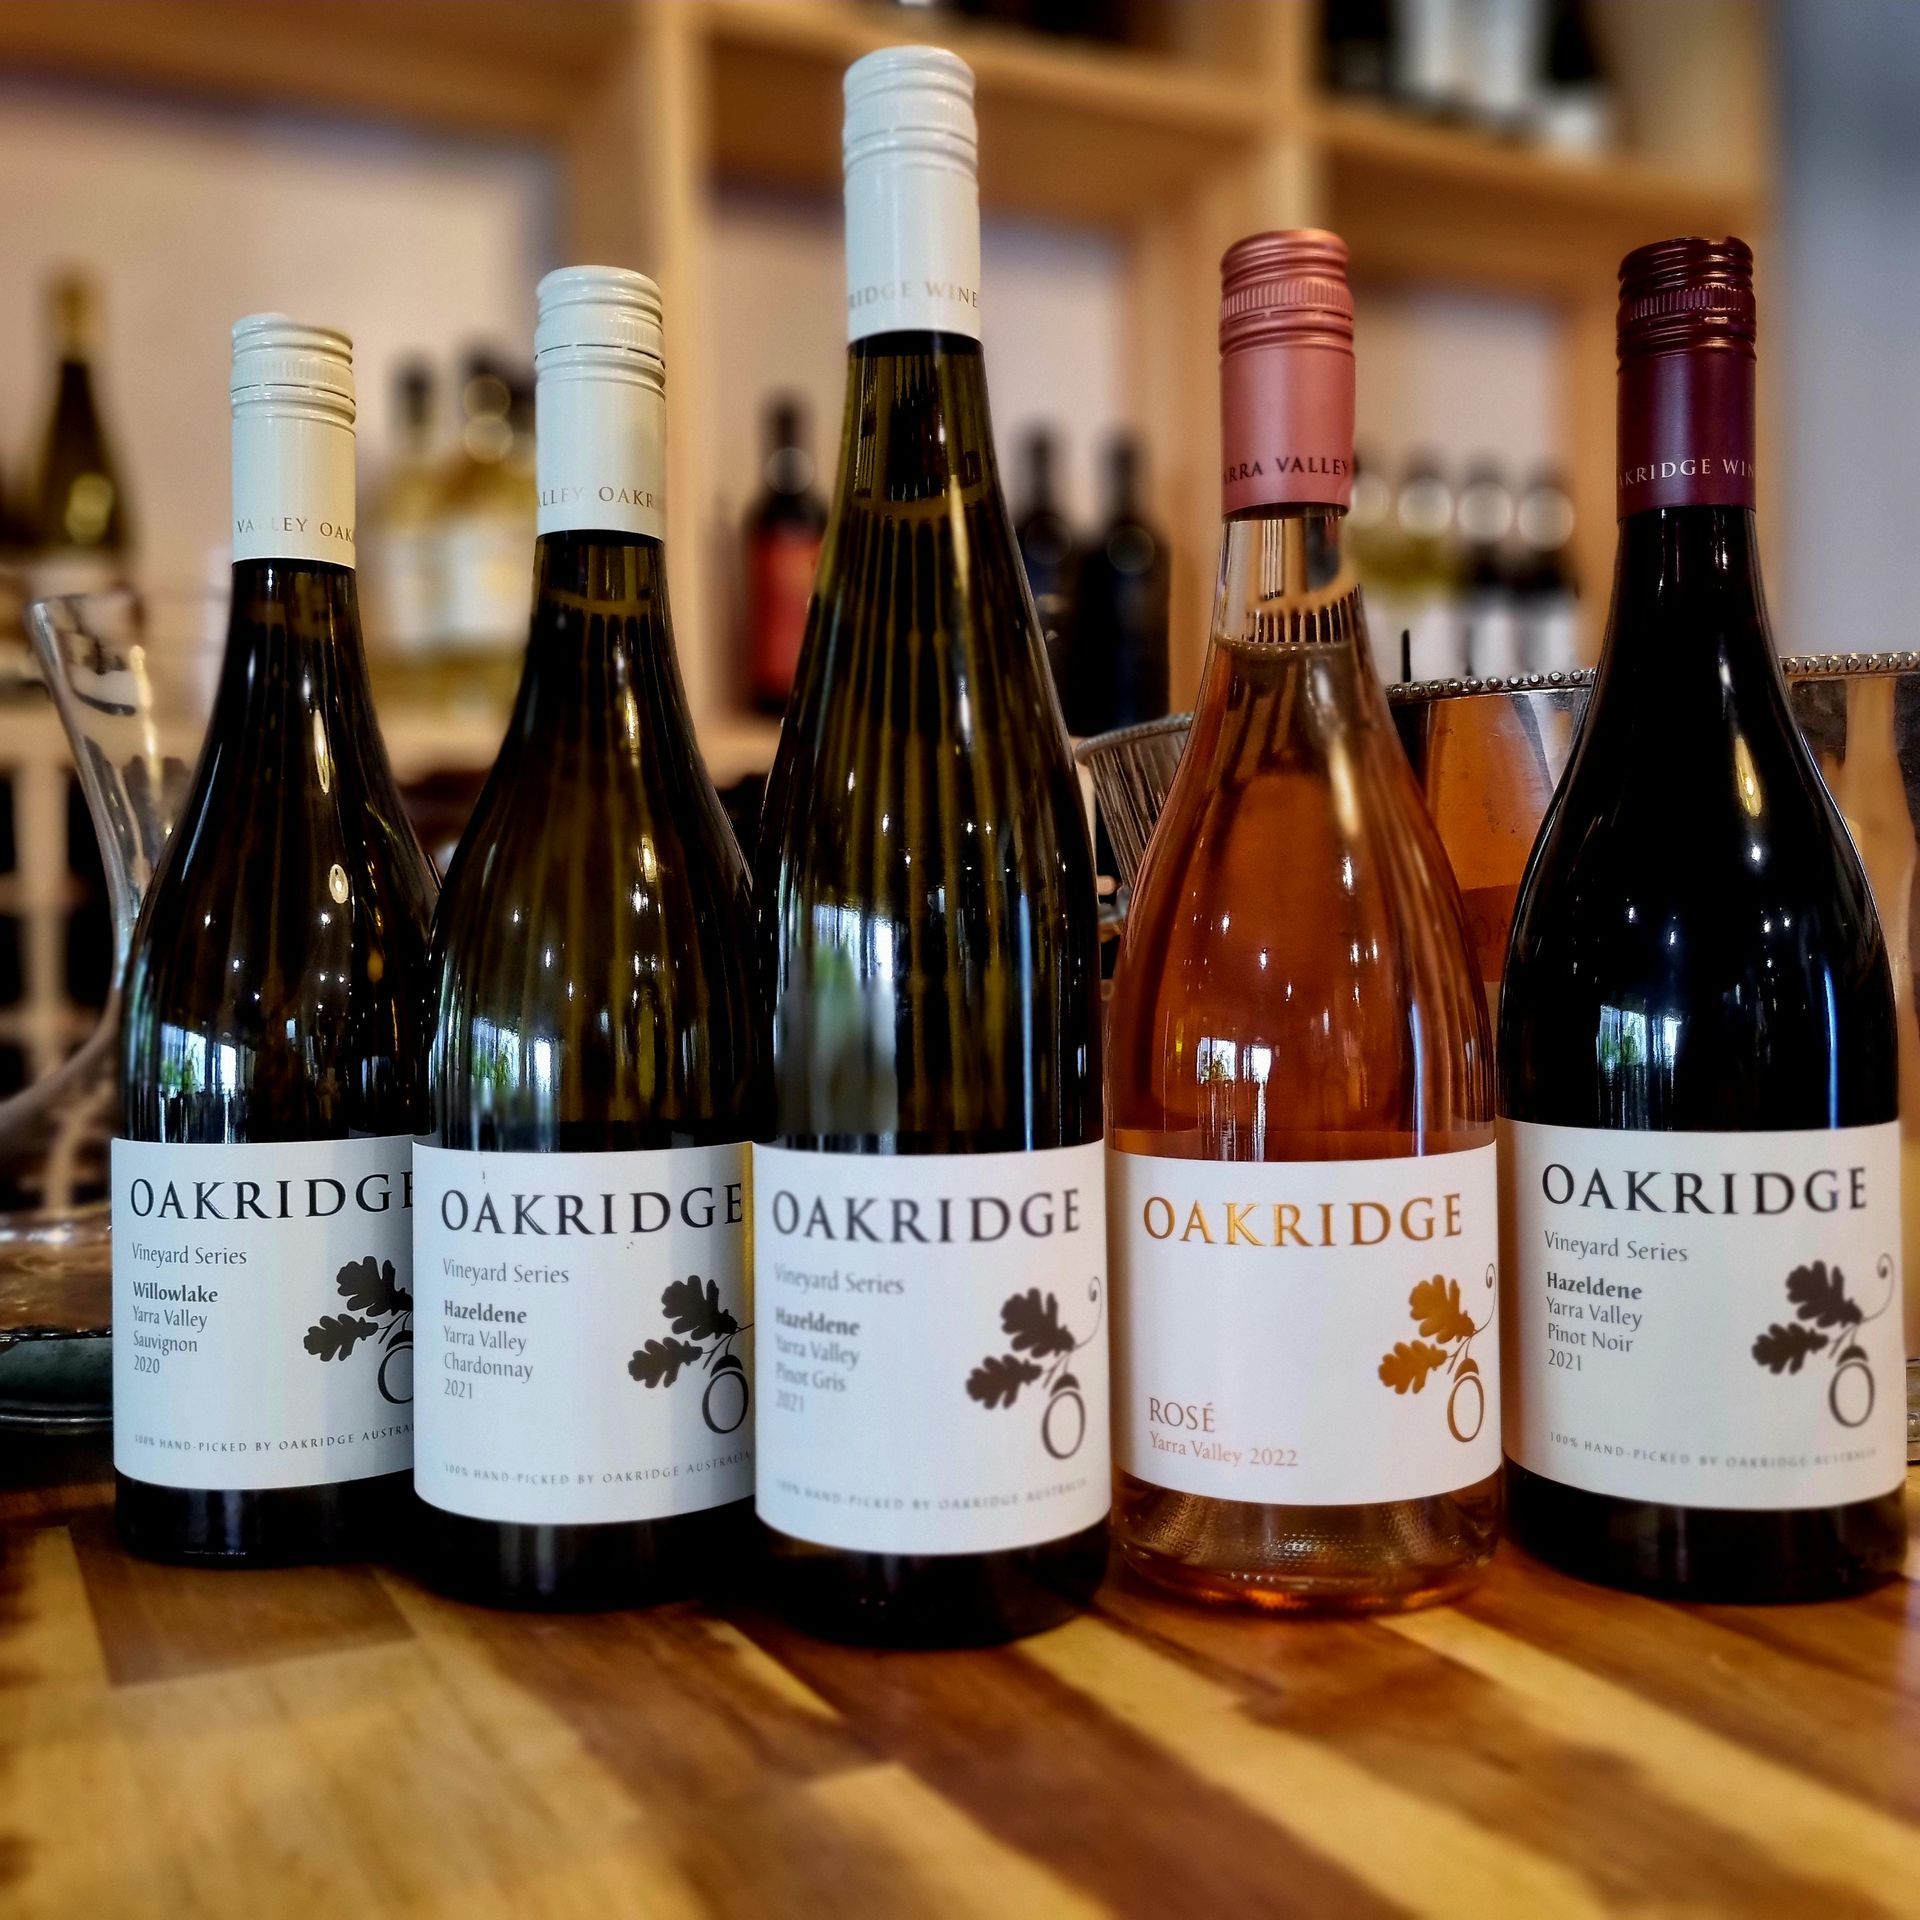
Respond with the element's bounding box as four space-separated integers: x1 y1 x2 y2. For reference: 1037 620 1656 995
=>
1107 233 1500 1612
754 47 1110 1646
114 317 434 1565
414 268 758 1609
1500 238 1906 1600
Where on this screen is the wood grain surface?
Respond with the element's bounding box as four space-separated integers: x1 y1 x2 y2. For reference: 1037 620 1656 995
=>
5 1438 1918 1918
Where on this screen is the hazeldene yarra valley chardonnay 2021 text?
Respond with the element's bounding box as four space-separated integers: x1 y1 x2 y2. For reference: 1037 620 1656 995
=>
113 316 436 1565
1499 238 1907 1600
754 47 1109 1646
414 268 759 1609
1106 234 1500 1613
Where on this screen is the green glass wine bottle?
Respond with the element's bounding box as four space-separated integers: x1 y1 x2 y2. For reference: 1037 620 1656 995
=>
114 316 434 1565
754 47 1110 1646
412 267 759 1609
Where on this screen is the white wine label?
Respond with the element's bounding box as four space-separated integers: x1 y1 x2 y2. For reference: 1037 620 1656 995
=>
111 1136 413 1490
412 1142 752 1526
1502 1119 1906 1509
1110 1144 1501 1504
231 408 357 569
753 1141 1109 1555
844 161 982 343
536 367 666 541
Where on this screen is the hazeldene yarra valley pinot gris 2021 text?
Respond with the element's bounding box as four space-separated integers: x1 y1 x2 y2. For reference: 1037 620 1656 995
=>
113 316 435 1566
414 268 759 1609
754 46 1110 1646
1106 232 1500 1613
1499 237 1907 1600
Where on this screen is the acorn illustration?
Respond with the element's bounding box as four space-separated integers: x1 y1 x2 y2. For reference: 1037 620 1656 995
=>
702 1352 750 1435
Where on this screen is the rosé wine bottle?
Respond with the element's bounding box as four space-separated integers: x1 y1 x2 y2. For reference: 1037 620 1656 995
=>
1105 231 1500 1613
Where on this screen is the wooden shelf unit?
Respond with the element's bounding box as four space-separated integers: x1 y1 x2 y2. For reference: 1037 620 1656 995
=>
0 0 1772 749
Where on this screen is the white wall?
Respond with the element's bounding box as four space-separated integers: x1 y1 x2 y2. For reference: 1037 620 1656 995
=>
1353 284 1561 491
0 81 556 587
1775 0 1920 656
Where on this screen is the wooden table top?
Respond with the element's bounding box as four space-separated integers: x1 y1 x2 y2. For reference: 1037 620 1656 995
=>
5 1437 1919 1919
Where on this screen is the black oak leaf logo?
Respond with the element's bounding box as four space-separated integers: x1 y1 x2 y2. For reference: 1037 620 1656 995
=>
629 1336 706 1390
967 1277 1102 1460
304 1254 414 1405
630 1272 752 1435
1752 1255 1890 1431
1379 1264 1494 1443
966 1352 1043 1409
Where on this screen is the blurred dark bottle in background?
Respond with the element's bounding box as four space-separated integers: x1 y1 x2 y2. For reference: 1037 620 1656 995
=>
1456 459 1521 677
1065 434 1169 736
30 270 131 598
1514 466 1581 670
745 394 826 715
1013 425 1077 707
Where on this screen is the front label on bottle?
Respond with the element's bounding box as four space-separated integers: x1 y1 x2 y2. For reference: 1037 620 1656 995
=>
753 1141 1109 1555
110 1136 413 1490
1110 1145 1501 1504
1502 1119 1905 1509
232 410 357 568
412 1143 753 1526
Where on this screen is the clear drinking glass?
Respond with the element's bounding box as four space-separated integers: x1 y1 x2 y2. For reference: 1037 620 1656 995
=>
3 588 221 1428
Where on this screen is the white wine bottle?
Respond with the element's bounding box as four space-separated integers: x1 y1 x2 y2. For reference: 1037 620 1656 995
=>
114 316 434 1565
413 268 758 1609
754 47 1110 1646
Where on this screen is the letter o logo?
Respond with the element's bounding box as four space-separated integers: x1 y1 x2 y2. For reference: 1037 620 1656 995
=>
1542 1163 1575 1205
1143 1196 1175 1239
131 1178 154 1217
772 1190 799 1235
441 1189 470 1231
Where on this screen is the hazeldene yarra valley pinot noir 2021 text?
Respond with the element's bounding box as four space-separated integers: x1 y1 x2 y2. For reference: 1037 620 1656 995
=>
1499 238 1907 1601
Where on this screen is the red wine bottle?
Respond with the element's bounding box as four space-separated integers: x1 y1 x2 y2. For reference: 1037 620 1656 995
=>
745 395 827 714
1499 238 1906 1600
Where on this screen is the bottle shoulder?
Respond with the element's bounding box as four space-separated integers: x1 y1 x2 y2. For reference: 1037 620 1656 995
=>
1501 680 1896 1124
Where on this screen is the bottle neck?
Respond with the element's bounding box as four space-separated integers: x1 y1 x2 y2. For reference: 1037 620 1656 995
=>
1600 503 1774 682
231 404 356 571
1604 337 1769 681
829 333 1001 513
515 532 691 744
1212 503 1356 647
535 357 666 543
844 152 981 346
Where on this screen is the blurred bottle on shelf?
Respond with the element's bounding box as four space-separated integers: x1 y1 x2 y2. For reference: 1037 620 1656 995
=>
28 270 131 601
1334 0 1610 148
1535 0 1613 153
364 358 444 682
1066 434 1169 736
745 394 827 715
1323 0 1393 96
434 351 535 705
1390 0 1472 116
1460 0 1548 130
1013 425 1077 707
1396 452 1464 680
1514 466 1581 670
1348 448 1406 663
1456 459 1522 677
944 0 1129 41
